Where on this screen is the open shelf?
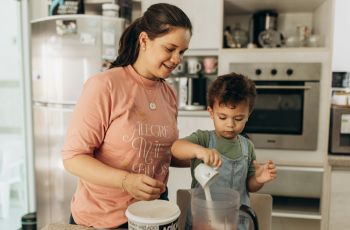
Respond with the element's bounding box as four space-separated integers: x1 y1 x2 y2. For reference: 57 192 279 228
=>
223 0 332 51
271 196 321 220
184 49 219 57
224 0 328 14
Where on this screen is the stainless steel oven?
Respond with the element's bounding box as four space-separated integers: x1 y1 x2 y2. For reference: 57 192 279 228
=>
230 63 321 150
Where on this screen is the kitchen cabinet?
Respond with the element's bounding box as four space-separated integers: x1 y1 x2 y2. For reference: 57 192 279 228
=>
332 0 350 71
328 168 350 229
141 0 221 51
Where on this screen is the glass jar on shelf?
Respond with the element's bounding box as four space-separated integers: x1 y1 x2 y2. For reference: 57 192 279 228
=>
232 23 248 48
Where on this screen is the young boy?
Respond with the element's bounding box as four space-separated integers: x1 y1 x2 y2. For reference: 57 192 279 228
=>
171 73 277 229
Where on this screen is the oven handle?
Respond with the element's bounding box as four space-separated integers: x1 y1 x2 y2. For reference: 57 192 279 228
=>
256 85 312 90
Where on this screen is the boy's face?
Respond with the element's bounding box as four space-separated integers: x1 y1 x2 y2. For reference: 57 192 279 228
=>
208 100 250 140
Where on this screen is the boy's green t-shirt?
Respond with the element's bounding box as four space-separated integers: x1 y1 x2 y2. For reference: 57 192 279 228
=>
183 129 256 186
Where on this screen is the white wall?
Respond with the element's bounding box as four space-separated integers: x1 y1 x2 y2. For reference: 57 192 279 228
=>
332 0 350 71
0 1 20 80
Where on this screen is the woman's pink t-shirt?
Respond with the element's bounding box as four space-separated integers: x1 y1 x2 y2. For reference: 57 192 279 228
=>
61 65 178 228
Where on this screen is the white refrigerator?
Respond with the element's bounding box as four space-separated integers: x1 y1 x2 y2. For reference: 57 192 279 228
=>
31 15 124 228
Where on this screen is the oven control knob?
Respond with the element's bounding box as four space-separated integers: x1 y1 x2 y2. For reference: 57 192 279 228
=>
271 69 277 75
255 69 262 76
286 68 294 76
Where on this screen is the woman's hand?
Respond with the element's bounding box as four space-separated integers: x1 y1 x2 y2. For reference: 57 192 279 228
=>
123 173 165 201
254 160 277 184
195 148 222 168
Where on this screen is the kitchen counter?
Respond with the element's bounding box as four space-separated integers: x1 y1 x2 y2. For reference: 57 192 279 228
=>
328 155 350 167
41 223 127 230
41 223 93 230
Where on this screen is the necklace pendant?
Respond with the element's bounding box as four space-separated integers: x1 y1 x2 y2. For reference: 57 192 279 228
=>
149 102 157 110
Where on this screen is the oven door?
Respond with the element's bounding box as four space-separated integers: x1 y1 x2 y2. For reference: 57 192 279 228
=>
244 81 320 150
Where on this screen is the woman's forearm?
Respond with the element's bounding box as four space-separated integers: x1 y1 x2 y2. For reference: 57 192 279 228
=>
63 155 128 189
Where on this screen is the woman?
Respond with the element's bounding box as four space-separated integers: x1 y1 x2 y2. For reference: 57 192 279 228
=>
61 3 192 228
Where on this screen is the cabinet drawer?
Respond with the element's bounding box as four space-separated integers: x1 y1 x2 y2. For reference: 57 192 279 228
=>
259 166 323 198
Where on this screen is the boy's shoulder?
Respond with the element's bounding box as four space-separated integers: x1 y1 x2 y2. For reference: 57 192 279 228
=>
238 135 256 162
184 129 212 137
238 134 255 147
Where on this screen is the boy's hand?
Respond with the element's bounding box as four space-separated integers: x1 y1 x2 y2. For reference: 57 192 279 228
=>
196 148 222 168
254 160 277 184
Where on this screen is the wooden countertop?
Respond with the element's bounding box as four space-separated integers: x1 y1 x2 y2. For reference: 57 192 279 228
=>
328 154 350 167
41 223 127 230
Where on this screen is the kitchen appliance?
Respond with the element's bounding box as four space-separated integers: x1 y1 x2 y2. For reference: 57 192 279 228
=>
332 72 350 88
230 63 321 150
258 14 282 48
252 10 278 48
329 106 350 154
185 75 207 110
166 75 207 110
191 164 258 229
31 15 124 229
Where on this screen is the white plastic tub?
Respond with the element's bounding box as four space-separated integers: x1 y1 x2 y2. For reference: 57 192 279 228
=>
125 199 180 230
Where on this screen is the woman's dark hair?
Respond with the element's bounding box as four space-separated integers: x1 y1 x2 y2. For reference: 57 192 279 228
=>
110 3 192 68
207 73 256 112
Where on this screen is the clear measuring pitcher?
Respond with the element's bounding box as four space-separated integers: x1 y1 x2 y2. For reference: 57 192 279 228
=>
191 187 258 230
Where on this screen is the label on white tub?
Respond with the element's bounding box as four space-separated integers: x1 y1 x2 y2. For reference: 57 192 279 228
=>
128 218 179 230
341 114 350 134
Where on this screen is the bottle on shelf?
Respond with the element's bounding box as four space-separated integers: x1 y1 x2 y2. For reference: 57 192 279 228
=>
223 26 236 48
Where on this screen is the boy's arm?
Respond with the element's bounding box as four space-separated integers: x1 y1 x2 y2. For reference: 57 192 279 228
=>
171 139 206 160
171 139 221 167
247 175 264 192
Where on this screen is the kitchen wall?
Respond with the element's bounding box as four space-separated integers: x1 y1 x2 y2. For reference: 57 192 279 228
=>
332 0 350 71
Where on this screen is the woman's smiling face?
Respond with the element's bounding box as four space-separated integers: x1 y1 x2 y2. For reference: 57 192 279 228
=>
138 27 191 80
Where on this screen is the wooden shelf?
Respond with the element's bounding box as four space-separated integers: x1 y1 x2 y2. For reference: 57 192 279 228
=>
221 47 329 54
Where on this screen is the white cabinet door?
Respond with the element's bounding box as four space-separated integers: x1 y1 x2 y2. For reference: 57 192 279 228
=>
329 169 350 229
141 0 221 50
332 0 350 71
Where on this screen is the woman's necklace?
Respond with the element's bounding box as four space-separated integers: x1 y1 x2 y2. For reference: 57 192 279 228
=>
138 75 160 111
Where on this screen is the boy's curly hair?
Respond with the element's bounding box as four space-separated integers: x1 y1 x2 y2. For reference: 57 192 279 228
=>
207 73 256 112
